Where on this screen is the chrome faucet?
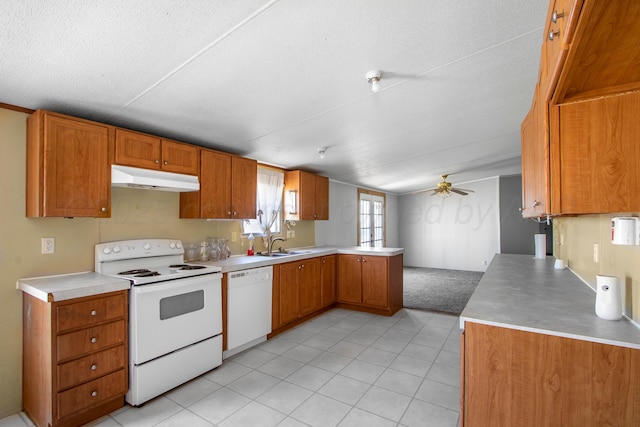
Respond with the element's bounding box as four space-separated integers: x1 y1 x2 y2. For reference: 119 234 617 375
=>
268 236 286 255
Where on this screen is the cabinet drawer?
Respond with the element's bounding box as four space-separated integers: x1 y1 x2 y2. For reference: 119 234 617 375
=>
57 369 126 420
57 320 125 361
57 345 125 391
57 293 126 332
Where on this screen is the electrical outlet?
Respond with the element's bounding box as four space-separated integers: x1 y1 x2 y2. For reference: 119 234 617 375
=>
41 237 55 254
560 234 564 246
231 232 237 242
593 243 599 263
291 230 295 238
286 230 292 238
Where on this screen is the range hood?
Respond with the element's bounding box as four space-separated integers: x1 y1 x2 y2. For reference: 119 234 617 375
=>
111 165 200 192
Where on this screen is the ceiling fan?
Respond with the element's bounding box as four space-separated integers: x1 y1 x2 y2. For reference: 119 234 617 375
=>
413 174 475 197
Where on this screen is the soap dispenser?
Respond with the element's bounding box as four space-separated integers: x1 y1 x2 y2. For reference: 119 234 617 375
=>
247 233 254 256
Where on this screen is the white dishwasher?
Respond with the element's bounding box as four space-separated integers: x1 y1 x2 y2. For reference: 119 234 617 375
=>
224 265 273 358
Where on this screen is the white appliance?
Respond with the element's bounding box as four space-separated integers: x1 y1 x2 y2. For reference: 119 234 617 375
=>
225 266 273 358
611 217 639 245
595 275 623 321
95 239 222 406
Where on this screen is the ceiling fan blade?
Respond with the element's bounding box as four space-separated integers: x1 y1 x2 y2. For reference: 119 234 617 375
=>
412 187 439 195
450 188 473 195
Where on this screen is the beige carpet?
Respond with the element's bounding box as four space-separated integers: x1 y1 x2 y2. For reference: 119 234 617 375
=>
403 266 483 315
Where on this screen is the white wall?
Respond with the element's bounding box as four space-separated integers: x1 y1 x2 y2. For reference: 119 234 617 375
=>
399 177 501 272
316 180 399 247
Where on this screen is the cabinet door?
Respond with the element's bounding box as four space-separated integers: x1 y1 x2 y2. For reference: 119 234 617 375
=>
160 140 199 175
279 262 300 325
337 255 362 303
200 150 232 218
521 85 549 218
555 92 640 213
299 171 317 220
115 129 161 170
314 175 329 220
361 256 388 307
299 259 321 316
320 256 337 307
230 156 257 219
29 113 112 217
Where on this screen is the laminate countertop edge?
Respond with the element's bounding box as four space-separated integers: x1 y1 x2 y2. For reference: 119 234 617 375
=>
460 254 640 350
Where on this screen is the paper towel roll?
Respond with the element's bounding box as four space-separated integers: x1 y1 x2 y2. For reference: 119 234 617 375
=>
534 234 546 259
595 275 622 320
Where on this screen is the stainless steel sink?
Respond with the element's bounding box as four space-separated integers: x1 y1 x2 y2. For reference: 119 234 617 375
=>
256 250 313 257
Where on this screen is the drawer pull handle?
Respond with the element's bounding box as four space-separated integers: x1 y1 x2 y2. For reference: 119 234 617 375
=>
552 10 564 23
91 364 97 371
91 337 97 343
90 310 97 316
548 29 560 41
91 391 98 397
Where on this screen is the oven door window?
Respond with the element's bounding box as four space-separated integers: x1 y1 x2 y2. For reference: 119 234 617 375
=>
160 290 204 320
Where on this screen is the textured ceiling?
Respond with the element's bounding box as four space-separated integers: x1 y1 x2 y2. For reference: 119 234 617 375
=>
1 0 548 194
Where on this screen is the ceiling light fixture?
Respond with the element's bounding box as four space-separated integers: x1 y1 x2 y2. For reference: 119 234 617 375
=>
317 147 326 159
365 70 382 93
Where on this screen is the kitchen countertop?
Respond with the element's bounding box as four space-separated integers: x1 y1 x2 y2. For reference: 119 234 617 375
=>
460 253 640 350
17 272 131 302
196 245 404 273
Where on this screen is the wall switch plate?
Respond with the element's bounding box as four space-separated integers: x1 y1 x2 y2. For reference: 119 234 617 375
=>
593 243 599 263
231 232 237 242
291 230 295 238
41 237 55 254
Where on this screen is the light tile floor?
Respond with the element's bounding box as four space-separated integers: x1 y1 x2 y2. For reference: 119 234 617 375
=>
2 308 461 427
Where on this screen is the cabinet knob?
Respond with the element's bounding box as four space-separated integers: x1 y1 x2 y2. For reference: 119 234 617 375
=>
91 391 98 397
90 337 97 343
91 364 97 371
164 160 168 165
101 207 107 212
233 211 237 216
532 200 540 208
90 310 97 316
552 10 564 23
548 29 560 41
155 159 160 164
362 258 367 262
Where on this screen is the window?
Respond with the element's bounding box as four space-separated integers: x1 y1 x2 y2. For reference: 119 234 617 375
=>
242 166 284 235
358 189 385 247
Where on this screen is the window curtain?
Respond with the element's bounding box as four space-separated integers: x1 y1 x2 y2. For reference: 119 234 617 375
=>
256 167 284 235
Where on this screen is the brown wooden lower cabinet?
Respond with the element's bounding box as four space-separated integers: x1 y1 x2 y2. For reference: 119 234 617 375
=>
23 291 128 427
462 322 640 426
336 254 403 316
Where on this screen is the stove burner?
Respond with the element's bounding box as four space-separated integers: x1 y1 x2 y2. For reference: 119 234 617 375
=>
135 271 161 277
169 264 207 270
119 269 151 275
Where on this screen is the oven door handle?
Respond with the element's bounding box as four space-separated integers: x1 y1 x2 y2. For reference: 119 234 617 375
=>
132 273 222 294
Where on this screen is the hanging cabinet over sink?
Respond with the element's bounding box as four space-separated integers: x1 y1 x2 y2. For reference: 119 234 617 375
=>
520 0 640 218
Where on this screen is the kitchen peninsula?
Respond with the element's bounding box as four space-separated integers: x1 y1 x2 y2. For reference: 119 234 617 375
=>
459 254 640 426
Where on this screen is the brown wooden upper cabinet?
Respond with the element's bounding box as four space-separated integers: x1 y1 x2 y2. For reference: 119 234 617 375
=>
180 149 257 219
114 129 199 176
521 0 640 217
26 110 113 218
284 170 329 220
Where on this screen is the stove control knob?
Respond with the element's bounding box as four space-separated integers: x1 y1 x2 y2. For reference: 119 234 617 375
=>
102 246 112 255
112 245 121 253
169 242 176 249
176 241 183 249
143 243 151 250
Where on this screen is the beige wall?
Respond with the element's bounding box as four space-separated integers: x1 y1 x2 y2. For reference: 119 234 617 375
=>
554 214 640 323
0 107 315 417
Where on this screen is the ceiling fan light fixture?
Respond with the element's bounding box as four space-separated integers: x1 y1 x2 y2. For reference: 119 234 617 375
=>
317 147 326 159
366 70 382 93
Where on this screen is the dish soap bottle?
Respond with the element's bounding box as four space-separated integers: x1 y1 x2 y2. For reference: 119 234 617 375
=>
247 233 254 256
